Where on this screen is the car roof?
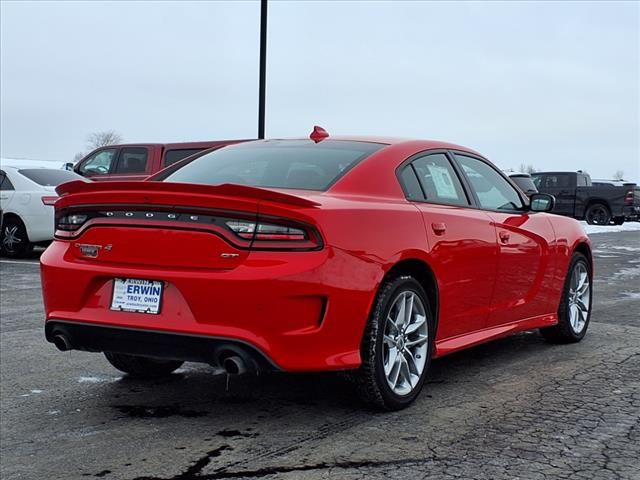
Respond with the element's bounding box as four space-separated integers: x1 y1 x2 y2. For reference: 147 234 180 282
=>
244 136 484 156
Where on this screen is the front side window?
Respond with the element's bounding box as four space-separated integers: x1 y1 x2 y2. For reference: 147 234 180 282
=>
531 173 570 189
454 154 524 211
114 148 149 174
410 153 468 206
78 149 117 175
163 140 384 191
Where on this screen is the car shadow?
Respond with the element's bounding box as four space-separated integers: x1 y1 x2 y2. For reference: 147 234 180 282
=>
95 330 553 418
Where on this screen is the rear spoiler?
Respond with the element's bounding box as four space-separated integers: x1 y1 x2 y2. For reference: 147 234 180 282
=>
56 181 321 208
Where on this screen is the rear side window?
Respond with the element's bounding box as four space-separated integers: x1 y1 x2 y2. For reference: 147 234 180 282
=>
410 154 468 206
18 169 80 186
577 174 590 187
164 149 204 167
0 171 13 190
163 140 384 191
399 166 424 200
114 148 149 174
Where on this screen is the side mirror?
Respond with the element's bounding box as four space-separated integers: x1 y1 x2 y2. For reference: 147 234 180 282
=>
529 193 555 212
62 162 74 171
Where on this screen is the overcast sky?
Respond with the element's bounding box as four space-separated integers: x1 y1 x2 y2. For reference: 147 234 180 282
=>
1 1 638 180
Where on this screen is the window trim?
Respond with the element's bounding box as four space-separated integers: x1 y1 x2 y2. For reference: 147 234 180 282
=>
395 149 473 208
449 150 530 213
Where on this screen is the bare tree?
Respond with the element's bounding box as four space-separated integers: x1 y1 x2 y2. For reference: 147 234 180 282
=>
613 170 624 181
73 152 84 162
86 130 122 150
518 163 537 174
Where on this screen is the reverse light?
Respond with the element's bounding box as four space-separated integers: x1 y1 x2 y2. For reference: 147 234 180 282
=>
57 214 88 231
225 220 306 241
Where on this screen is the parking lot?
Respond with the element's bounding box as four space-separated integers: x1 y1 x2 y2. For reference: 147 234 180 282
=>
1 231 638 480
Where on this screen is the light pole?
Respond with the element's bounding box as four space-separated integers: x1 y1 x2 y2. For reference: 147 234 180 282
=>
258 0 267 139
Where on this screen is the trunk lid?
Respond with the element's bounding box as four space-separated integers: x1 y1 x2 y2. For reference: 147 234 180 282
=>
55 181 321 270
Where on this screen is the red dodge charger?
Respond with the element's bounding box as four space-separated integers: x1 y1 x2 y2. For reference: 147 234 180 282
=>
41 130 593 410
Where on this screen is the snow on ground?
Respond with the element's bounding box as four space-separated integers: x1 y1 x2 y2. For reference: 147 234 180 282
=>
580 221 640 235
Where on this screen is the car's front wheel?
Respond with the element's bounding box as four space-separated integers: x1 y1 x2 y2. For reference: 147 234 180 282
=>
540 252 592 343
0 217 33 258
104 352 184 378
353 275 433 410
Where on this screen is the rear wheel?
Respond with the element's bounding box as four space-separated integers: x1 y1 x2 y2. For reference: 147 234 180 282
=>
585 203 611 225
0 217 33 258
540 252 592 343
353 275 433 410
104 352 183 378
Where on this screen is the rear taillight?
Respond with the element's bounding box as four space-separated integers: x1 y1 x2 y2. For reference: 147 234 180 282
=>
225 218 321 250
56 213 88 231
226 220 306 241
54 208 323 250
625 190 634 205
42 196 58 206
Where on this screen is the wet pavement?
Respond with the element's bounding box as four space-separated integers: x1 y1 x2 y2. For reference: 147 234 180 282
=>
1 231 639 480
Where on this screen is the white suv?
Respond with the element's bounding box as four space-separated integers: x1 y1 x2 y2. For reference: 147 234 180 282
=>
0 166 85 258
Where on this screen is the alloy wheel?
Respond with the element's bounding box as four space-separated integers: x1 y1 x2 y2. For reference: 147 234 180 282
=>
568 262 590 334
383 290 429 396
2 225 22 254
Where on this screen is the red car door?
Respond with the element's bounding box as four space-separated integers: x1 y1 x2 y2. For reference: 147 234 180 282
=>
452 153 557 327
399 152 499 340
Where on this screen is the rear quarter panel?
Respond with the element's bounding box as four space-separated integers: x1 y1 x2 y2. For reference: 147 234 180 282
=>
546 213 592 293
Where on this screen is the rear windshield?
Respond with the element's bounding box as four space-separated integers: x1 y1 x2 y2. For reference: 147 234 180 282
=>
162 140 384 191
510 175 537 192
18 169 80 186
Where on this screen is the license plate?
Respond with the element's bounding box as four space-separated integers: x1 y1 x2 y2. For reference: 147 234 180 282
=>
111 278 163 314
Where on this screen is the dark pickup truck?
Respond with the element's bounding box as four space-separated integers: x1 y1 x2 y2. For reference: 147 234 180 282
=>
531 171 640 225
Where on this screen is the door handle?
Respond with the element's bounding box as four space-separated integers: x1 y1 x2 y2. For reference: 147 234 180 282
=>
431 222 446 235
0 195 8 200
499 231 510 244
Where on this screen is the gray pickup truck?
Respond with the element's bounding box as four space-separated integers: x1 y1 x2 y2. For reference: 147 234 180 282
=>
531 171 640 225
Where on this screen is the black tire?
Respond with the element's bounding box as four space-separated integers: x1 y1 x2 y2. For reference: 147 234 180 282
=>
0 216 33 258
585 203 611 225
540 252 592 344
104 352 183 378
612 217 625 226
352 275 434 411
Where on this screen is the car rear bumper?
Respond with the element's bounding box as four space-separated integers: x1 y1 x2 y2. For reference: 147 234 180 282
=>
40 240 383 371
45 320 278 371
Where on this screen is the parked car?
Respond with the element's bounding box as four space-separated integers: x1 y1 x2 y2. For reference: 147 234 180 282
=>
531 171 640 225
0 166 86 257
74 140 248 181
42 131 592 410
508 172 538 197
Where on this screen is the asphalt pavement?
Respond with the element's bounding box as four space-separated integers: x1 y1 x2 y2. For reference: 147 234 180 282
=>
1 231 639 480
